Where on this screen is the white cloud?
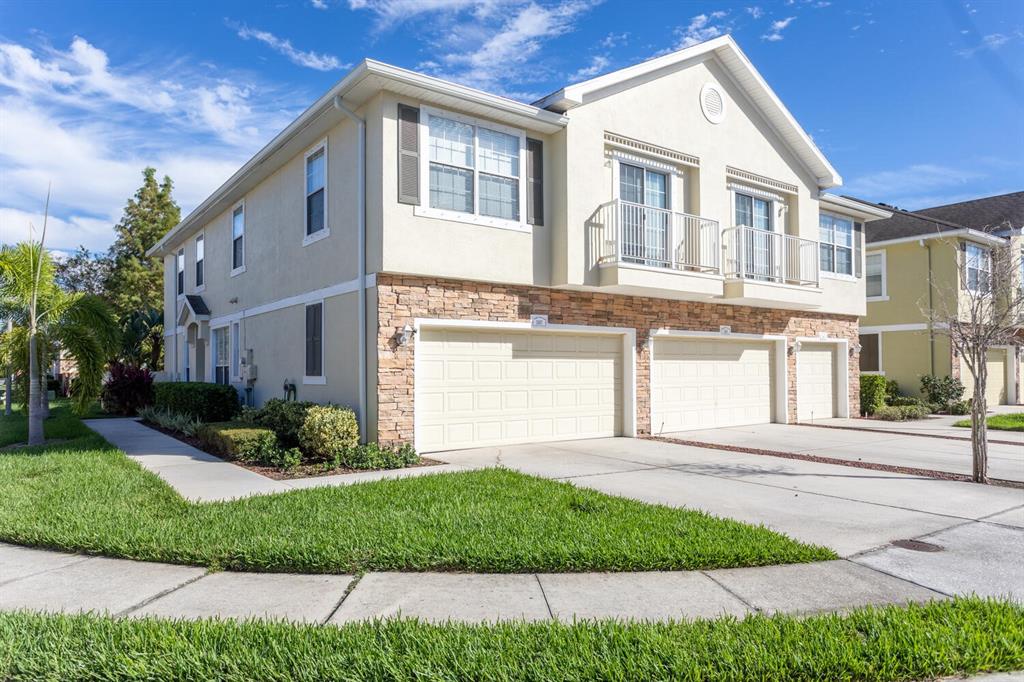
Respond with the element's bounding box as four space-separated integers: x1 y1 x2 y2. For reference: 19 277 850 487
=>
235 25 347 71
956 33 1011 57
0 37 301 252
311 0 329 7
569 54 610 82
762 16 796 42
745 6 763 19
672 11 730 50
599 31 629 48
841 163 989 209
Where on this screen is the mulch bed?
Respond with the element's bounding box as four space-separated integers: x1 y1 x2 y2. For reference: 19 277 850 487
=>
801 420 1022 447
645 435 1024 489
139 421 445 480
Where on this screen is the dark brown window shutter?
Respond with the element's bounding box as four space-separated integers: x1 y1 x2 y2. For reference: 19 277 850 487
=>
397 104 420 205
854 221 864 278
526 138 544 226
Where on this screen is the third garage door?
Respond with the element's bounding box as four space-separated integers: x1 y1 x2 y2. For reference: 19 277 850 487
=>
651 336 774 433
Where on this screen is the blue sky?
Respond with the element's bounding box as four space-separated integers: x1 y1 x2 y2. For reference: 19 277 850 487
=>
1 0 1021 253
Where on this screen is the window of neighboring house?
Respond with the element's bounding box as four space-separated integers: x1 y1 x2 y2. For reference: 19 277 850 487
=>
231 322 240 380
964 242 991 292
859 333 881 373
866 252 885 298
213 327 229 385
231 204 245 273
304 302 323 381
305 145 326 238
195 235 204 288
819 213 854 275
425 109 523 224
176 248 185 296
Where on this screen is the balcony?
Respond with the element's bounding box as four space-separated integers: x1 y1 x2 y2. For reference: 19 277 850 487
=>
722 226 822 308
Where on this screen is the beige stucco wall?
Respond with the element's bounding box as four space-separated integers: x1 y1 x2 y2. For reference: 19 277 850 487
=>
872 329 952 398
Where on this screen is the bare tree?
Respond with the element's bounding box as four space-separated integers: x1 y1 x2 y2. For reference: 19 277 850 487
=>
926 229 1023 484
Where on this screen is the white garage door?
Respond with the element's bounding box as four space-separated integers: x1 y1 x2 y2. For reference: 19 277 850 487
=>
651 337 774 433
416 328 623 452
797 343 836 421
961 350 1008 406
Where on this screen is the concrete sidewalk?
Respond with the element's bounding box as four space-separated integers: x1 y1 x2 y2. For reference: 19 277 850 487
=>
0 542 947 624
84 419 471 502
811 408 1024 442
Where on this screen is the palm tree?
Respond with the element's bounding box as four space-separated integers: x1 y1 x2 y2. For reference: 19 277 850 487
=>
0 201 119 444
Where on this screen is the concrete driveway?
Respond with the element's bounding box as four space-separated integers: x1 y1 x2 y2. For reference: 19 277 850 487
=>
664 423 1024 482
440 437 1024 601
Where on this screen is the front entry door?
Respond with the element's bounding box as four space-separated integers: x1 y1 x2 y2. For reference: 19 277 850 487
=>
620 164 669 266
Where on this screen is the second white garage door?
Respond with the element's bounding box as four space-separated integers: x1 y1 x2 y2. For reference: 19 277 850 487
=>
651 337 774 433
415 328 623 452
796 343 836 421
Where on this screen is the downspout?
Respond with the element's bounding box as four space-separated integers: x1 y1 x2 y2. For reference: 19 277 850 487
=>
333 95 368 443
922 238 935 375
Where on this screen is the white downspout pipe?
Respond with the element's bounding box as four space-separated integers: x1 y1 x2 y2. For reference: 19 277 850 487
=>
332 95 368 442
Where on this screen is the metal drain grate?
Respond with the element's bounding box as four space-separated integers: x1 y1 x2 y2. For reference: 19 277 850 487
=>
891 539 943 552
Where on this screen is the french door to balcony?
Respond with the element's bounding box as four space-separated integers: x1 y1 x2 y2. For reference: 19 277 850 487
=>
619 164 669 267
735 193 774 279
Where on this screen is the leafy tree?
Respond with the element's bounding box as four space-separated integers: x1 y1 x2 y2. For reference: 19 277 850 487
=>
54 245 112 297
105 167 180 319
120 307 164 369
0 198 120 444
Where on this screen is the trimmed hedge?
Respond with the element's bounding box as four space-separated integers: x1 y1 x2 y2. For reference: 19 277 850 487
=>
154 382 239 422
198 422 276 459
860 374 887 416
253 399 316 448
298 405 360 459
875 404 929 421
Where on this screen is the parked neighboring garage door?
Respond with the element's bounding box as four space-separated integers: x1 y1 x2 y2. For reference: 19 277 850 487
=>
961 350 1008 406
651 337 774 433
415 328 623 452
796 343 836 421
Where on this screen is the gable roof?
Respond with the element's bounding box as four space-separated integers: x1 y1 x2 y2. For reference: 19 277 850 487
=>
177 294 211 326
912 191 1024 234
851 194 1017 246
533 35 841 189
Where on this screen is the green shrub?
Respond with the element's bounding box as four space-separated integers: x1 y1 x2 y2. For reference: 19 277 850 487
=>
138 406 203 437
254 399 316 447
859 374 887 416
197 422 278 461
920 375 965 408
333 442 420 470
154 382 239 422
949 399 971 415
298 405 359 459
888 395 930 409
268 447 302 470
884 378 900 402
875 404 929 421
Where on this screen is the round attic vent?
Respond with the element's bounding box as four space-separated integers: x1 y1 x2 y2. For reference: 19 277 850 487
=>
700 83 726 124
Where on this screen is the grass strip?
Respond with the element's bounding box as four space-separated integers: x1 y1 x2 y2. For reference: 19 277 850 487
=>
0 598 1022 681
954 412 1024 432
0 405 833 573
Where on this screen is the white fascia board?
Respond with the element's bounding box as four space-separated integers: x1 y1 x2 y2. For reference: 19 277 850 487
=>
819 194 893 220
535 35 840 188
149 60 567 258
868 229 1006 249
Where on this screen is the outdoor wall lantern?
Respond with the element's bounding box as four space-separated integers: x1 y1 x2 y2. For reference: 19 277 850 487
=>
398 324 416 346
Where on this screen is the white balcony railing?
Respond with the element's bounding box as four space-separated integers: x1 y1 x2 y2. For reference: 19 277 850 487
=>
591 199 720 273
723 226 819 287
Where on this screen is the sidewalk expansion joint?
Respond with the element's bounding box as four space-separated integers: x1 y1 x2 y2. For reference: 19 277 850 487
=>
534 574 554 619
0 553 95 589
322 573 363 625
845 559 955 600
699 570 760 613
116 570 211 618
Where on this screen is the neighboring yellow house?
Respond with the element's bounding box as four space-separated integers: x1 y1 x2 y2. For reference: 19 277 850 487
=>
858 192 1023 405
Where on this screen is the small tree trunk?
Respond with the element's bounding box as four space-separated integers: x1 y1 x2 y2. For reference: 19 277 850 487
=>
971 361 989 484
27 333 43 446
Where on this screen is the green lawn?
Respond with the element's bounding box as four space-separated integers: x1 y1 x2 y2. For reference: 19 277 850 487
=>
0 406 834 573
2 599 1022 681
954 412 1024 432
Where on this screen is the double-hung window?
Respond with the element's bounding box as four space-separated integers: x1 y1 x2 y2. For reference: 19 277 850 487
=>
195 235 204 288
964 243 991 292
231 204 245 273
305 144 326 239
304 302 324 383
213 327 229 385
176 248 184 296
424 108 524 226
866 252 885 298
819 213 854 276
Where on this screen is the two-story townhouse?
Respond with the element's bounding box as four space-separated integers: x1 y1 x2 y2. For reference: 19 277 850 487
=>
149 36 891 453
858 192 1024 406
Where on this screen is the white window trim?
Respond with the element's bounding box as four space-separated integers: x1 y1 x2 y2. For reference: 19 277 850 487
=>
414 105 530 233
730 186 783 233
859 332 883 374
303 300 326 385
303 138 330 246
230 198 246 277
175 248 185 299
963 242 992 293
611 154 677 212
819 211 855 276
194 232 206 294
231 322 241 382
210 323 231 385
865 250 887 301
